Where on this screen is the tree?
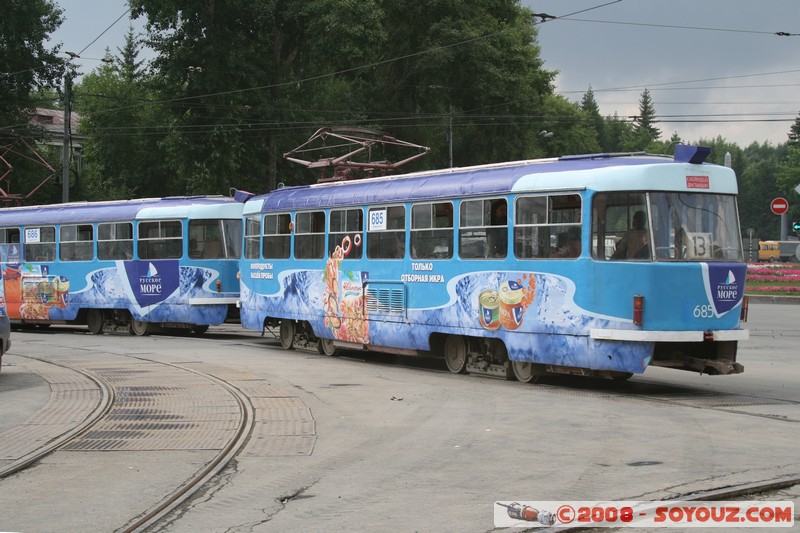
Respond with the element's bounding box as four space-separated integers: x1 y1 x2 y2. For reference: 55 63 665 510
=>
0 0 65 127
602 113 634 153
579 86 605 150
73 28 167 200
628 88 661 149
130 0 385 194
0 0 66 203
370 0 556 168
788 111 800 146
736 142 785 240
775 145 800 230
538 94 600 157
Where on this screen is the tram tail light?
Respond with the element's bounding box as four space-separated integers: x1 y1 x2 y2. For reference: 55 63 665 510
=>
740 295 749 322
216 279 222 293
633 295 644 326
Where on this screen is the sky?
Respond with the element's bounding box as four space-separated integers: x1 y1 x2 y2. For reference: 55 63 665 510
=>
49 0 800 148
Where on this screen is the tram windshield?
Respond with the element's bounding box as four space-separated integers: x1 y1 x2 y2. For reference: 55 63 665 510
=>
592 192 743 261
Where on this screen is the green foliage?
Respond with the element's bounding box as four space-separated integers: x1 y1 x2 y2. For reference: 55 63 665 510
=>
628 88 660 149
0 0 66 203
9 0 798 247
372 0 555 168
579 86 604 150
72 29 169 200
789 112 800 146
775 146 800 227
0 0 65 126
539 94 600 157
126 0 558 189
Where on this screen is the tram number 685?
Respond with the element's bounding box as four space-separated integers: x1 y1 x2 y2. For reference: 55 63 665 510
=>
693 304 716 318
369 209 387 231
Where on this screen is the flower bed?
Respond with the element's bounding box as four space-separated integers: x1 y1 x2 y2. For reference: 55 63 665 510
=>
746 264 800 295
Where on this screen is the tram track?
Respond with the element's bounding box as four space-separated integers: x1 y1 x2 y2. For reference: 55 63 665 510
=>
0 355 115 479
0 346 256 533
117 357 255 533
2 324 796 531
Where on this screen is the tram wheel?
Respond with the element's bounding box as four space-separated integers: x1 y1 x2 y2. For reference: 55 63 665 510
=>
317 338 338 356
86 309 103 335
130 319 150 336
512 361 543 384
191 325 209 335
279 320 295 349
443 335 468 374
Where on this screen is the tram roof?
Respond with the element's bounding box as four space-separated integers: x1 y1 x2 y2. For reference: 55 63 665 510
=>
246 151 737 213
0 195 244 226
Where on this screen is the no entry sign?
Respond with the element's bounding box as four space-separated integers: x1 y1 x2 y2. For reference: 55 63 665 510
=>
771 197 789 215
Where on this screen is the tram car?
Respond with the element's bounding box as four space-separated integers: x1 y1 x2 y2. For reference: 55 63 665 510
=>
240 145 749 381
0 194 248 335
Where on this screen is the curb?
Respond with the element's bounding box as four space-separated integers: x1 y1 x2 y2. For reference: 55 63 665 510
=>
745 294 800 305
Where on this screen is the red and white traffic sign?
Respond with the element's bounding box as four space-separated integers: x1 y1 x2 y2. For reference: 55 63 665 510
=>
770 197 789 215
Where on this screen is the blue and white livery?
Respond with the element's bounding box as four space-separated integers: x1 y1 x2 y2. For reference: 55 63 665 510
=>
239 146 748 381
0 194 247 335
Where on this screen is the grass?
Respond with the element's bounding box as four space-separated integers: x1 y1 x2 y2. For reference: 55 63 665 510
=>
746 264 800 296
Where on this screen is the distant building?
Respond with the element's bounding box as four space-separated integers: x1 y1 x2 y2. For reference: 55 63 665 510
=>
0 109 85 205
31 108 85 149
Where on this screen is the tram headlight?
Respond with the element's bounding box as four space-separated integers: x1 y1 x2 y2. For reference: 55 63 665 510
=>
633 295 644 326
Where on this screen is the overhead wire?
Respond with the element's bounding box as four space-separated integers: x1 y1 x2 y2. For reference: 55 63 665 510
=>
59 0 800 139
545 17 799 37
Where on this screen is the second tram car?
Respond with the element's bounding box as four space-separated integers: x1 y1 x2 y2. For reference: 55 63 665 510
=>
0 195 247 335
239 146 749 381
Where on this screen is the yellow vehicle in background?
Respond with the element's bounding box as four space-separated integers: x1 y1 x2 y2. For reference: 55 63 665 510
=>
758 241 780 262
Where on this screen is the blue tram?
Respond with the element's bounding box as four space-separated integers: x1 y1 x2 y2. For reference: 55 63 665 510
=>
239 146 749 380
0 194 247 335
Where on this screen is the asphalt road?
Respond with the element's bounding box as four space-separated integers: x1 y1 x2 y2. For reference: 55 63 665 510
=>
0 303 797 532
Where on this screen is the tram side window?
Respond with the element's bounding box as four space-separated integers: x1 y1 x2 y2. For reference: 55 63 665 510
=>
411 202 453 259
60 224 94 261
244 216 261 259
0 227 21 263
188 219 241 259
367 206 406 259
138 220 182 259
98 222 133 260
24 226 56 262
294 211 325 259
263 213 291 259
329 209 363 259
223 219 242 259
514 194 581 259
591 193 649 260
459 198 507 259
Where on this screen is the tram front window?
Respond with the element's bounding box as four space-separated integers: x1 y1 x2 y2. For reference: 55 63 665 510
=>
650 192 742 261
592 192 743 262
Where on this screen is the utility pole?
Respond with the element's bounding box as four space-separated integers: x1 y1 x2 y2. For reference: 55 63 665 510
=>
448 106 453 168
61 72 72 203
